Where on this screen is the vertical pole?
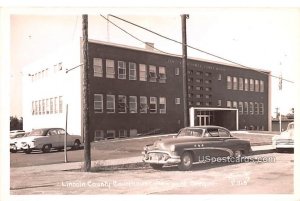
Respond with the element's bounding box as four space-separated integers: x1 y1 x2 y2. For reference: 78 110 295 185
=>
181 14 189 127
64 104 68 163
82 14 91 172
279 73 282 132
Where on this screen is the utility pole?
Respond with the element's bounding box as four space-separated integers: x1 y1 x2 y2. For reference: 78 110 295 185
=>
82 14 91 172
181 14 189 127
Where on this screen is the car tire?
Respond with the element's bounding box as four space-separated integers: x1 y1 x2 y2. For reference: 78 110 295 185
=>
42 144 52 153
178 151 193 171
72 140 81 150
150 164 163 170
10 149 17 153
24 148 32 154
234 150 243 158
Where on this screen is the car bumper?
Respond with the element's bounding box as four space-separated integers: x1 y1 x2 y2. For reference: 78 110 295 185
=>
142 151 181 165
274 144 294 149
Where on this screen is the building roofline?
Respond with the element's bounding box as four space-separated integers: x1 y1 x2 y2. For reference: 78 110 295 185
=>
87 38 271 74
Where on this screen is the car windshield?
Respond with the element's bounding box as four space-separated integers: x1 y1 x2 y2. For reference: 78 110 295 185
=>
287 123 294 130
177 128 204 137
28 129 46 136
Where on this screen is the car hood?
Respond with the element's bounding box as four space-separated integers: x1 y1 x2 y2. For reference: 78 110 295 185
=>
273 130 294 140
18 136 45 142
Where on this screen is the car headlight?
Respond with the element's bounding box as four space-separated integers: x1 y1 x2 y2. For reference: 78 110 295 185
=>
170 145 175 152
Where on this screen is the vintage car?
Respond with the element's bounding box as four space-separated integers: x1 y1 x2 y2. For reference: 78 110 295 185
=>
272 122 294 152
10 128 82 154
142 126 252 171
10 130 26 139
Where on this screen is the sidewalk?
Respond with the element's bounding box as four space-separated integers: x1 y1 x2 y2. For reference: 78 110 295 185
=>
10 145 274 173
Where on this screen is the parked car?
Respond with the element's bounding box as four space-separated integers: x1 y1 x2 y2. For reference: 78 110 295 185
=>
142 126 251 171
10 132 30 153
10 130 26 139
272 122 294 152
11 128 82 154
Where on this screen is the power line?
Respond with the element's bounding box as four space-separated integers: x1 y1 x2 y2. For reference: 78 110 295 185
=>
107 14 294 84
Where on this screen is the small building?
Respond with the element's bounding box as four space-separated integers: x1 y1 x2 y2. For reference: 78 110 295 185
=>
22 39 271 141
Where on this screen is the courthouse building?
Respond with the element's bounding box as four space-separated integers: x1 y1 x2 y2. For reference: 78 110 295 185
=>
22 39 271 140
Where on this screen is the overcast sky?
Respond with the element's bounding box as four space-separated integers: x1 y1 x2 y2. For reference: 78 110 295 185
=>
10 8 299 117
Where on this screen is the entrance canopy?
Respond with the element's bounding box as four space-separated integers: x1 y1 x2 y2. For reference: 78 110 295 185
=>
189 107 239 131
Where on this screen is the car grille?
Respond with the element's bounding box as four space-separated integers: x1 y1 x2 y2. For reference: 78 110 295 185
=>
276 139 294 145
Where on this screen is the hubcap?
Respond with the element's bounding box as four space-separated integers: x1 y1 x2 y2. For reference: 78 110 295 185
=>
183 155 191 166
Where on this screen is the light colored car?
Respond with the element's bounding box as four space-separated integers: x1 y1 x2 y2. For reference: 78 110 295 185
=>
272 122 294 152
10 130 25 139
11 128 82 154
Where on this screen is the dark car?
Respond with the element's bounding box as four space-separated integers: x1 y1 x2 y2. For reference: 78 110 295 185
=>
142 126 251 171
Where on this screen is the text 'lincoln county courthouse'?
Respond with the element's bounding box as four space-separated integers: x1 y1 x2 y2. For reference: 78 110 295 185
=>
22 39 271 140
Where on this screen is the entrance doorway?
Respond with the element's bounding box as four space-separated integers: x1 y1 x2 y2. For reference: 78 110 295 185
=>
198 115 210 126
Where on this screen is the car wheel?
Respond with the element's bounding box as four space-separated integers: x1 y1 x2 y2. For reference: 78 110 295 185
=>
42 144 52 153
178 151 193 171
10 149 17 153
72 140 81 150
234 150 243 158
150 164 163 170
24 148 32 154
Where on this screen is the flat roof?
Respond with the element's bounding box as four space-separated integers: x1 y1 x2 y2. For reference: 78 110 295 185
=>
88 38 271 74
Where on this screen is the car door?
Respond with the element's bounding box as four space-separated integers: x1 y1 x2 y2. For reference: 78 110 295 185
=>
47 129 59 148
57 129 66 147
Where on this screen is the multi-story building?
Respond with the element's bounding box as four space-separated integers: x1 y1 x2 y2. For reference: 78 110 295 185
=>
22 39 271 141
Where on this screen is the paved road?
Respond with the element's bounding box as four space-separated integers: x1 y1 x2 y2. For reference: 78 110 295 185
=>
10 152 293 194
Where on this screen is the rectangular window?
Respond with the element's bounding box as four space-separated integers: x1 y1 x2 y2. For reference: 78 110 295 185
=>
227 101 231 108
175 67 180 75
140 96 148 113
159 97 166 114
239 78 244 90
94 94 103 112
233 77 238 90
150 97 157 113
227 76 232 89
149 65 157 82
238 102 243 114
32 101 34 115
106 60 115 78
158 66 166 83
232 101 237 108
118 95 127 113
45 99 49 114
218 74 222 80
106 130 115 139
244 102 248 115
129 96 137 113
260 103 264 115
217 100 222 106
59 96 63 113
94 130 104 141
118 61 126 79
42 99 45 115
118 130 127 138
255 102 259 114
106 95 115 113
244 78 249 91
139 64 147 81
175 98 180 104
93 58 103 77
34 101 38 115
205 87 211 91
129 62 137 80
250 79 254 91
54 97 58 113
249 102 254 115
50 98 53 114
260 80 264 92
255 80 260 92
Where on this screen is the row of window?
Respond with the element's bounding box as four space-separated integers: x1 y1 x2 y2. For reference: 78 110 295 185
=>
94 94 168 114
94 129 138 140
93 58 169 83
30 62 63 82
188 86 212 91
32 96 63 115
226 101 264 115
227 76 264 92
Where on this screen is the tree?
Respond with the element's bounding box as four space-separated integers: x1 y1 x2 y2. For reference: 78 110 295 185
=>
10 116 23 130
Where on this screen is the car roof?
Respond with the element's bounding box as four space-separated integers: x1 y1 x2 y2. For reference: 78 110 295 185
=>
185 125 230 130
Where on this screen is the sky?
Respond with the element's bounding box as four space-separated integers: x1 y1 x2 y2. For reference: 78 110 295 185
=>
9 8 299 118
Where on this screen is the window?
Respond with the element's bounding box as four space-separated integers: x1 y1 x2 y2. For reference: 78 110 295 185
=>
233 77 238 90
238 102 243 114
205 95 212 99
239 78 243 90
59 96 63 113
139 64 147 81
32 101 34 115
244 78 249 91
196 94 203 98
150 97 157 113
260 80 264 92
218 100 222 106
158 66 166 83
159 97 166 114
244 102 248 115
175 98 180 104
118 130 127 138
227 101 231 108
140 96 148 113
50 98 53 114
205 72 211 77
205 80 212 84
232 101 237 108
93 58 103 77
255 102 259 114
54 97 58 113
118 61 126 79
196 71 202 76
129 62 137 80
260 103 264 115
106 95 115 113
106 60 115 78
188 93 193 98
255 80 260 92
106 130 115 139
46 99 49 114
188 78 193 82
250 79 254 91
94 130 104 141
34 101 38 115
94 94 103 112
149 65 157 82
175 67 180 75
118 95 127 113
218 74 222 80
205 87 211 91
188 70 193 75
129 96 137 113
227 76 232 89
219 129 231 137
249 102 254 115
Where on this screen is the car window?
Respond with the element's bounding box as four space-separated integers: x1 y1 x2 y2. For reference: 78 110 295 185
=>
178 128 204 137
287 123 294 130
219 129 231 137
57 129 66 135
29 129 45 136
48 130 58 136
207 128 219 137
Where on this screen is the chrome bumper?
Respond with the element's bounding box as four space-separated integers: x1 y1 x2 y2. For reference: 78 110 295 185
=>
142 151 181 165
